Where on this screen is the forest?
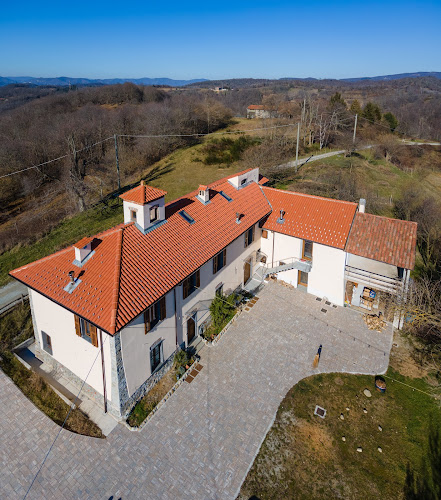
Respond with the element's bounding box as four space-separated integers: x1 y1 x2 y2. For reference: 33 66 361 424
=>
0 77 440 263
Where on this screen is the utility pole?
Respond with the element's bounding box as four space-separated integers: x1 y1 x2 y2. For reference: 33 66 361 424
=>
353 114 358 144
295 122 300 172
114 134 121 190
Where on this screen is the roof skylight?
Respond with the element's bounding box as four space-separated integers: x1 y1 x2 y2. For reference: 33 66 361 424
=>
179 210 195 224
219 191 233 202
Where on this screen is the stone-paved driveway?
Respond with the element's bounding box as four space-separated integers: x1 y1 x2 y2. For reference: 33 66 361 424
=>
0 282 393 500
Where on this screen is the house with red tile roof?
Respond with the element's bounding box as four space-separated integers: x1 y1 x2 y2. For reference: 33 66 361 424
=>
246 105 271 119
10 168 417 419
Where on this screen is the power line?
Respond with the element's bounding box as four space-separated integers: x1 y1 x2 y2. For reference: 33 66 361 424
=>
23 335 109 500
0 125 298 181
117 122 300 139
0 136 114 180
2 116 436 182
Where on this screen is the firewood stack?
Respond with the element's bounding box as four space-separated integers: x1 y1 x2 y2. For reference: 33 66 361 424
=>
363 312 386 332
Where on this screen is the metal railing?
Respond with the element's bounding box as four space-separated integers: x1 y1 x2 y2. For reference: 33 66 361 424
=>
345 265 404 295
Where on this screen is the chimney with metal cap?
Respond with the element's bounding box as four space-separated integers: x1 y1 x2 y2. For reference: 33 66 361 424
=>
277 209 285 224
359 198 366 213
68 270 75 284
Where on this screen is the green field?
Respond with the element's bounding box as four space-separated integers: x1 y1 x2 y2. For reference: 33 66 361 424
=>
239 361 441 500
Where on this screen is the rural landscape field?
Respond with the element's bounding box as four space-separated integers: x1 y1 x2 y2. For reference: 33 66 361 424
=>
1 1 440 499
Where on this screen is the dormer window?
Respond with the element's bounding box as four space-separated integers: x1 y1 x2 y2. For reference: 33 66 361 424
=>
150 205 159 223
197 184 210 204
120 181 167 233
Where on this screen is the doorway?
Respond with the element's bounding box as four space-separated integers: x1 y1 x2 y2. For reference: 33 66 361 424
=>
244 259 252 285
298 270 308 287
187 315 196 344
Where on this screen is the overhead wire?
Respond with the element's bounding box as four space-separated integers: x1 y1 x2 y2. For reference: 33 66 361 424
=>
23 334 109 500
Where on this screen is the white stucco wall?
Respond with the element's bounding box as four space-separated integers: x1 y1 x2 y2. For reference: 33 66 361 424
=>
346 253 399 278
228 168 259 189
307 243 346 306
179 223 262 345
123 197 165 231
261 230 346 305
120 289 176 397
29 289 112 399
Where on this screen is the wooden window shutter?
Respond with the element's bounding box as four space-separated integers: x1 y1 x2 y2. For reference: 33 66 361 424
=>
160 297 166 320
213 255 217 274
252 225 255 241
223 248 227 267
74 315 81 336
144 310 151 334
196 269 200 288
90 324 98 347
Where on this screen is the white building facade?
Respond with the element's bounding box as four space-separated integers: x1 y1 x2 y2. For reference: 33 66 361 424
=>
11 168 417 419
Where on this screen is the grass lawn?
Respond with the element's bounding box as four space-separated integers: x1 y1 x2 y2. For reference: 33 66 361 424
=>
0 304 103 438
271 149 441 217
239 342 441 500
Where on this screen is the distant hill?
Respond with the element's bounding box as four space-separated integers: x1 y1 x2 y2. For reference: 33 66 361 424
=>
1 72 440 89
0 76 208 87
341 72 441 82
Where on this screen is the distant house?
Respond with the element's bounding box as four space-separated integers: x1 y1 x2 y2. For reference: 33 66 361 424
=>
246 105 271 119
213 86 228 93
10 168 417 420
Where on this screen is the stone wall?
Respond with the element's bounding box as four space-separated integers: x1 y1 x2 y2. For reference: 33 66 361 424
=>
120 347 179 419
34 346 107 411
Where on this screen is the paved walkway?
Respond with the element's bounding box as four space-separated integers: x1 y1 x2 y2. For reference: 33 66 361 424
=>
0 282 393 499
0 281 28 315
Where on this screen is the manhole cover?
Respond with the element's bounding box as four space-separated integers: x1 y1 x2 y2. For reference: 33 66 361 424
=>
321 308 327 313
314 405 327 418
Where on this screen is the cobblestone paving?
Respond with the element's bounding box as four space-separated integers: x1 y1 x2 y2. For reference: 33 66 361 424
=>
0 282 393 500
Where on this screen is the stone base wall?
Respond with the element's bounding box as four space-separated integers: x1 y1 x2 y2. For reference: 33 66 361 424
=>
34 347 107 411
35 334 179 421
120 347 179 419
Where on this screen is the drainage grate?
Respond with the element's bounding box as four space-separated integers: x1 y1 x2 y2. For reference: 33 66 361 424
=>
321 308 327 314
325 301 331 305
316 297 322 301
314 405 327 418
333 304 337 308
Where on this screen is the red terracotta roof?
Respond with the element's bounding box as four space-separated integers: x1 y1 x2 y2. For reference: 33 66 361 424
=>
119 183 167 205
261 187 358 249
11 179 271 334
74 236 94 248
247 105 265 110
346 212 417 269
198 184 208 191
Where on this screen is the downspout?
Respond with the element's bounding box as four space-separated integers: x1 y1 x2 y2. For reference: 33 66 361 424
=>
272 231 275 268
174 288 178 347
99 329 107 413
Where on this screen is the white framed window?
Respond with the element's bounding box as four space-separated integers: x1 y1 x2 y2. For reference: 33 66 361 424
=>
150 340 163 373
150 205 159 223
213 248 227 274
130 209 137 222
42 331 52 355
244 225 255 247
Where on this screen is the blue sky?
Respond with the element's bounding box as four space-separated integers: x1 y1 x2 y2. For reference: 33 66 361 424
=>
1 0 440 80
